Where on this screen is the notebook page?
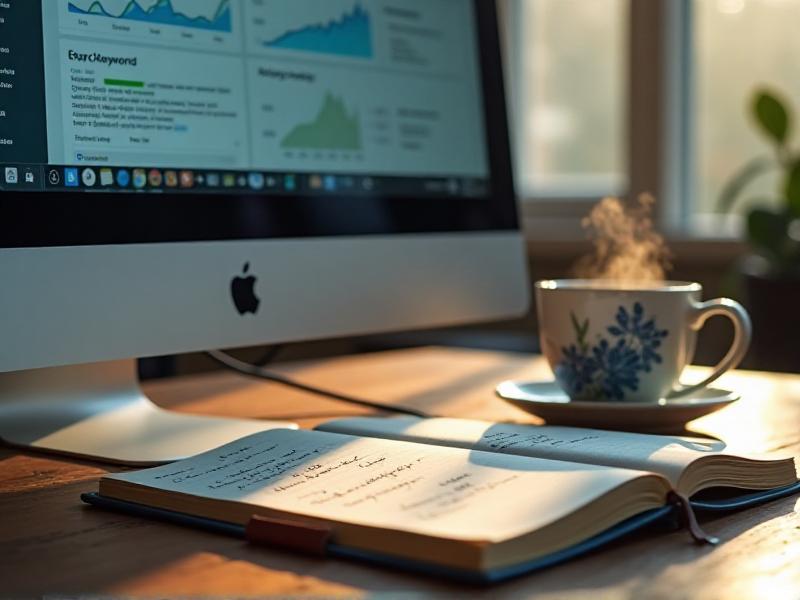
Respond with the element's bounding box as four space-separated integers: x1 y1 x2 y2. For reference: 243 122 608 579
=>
317 417 731 487
106 428 657 544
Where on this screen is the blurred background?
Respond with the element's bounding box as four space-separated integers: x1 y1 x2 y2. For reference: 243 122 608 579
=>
141 0 800 380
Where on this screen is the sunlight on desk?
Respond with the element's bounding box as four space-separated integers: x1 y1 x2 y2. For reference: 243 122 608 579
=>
713 504 800 600
691 368 800 455
107 552 363 598
2 348 798 597
0 454 109 495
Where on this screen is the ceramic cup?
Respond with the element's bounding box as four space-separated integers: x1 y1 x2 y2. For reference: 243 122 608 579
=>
535 280 752 402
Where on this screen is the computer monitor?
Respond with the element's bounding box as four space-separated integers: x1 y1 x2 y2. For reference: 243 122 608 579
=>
0 0 528 464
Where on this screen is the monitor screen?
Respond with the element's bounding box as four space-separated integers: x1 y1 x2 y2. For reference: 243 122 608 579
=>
0 1 517 247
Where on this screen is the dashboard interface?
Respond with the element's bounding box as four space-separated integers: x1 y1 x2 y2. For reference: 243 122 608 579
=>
0 0 491 199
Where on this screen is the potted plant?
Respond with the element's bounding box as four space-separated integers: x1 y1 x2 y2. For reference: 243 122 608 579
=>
718 89 800 372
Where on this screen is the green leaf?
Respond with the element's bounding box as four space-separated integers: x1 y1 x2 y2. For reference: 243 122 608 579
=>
716 155 776 213
784 160 800 216
752 91 790 146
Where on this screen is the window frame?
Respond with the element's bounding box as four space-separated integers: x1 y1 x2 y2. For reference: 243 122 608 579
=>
504 0 744 254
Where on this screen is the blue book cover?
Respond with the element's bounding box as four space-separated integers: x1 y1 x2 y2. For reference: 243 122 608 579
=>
82 481 800 583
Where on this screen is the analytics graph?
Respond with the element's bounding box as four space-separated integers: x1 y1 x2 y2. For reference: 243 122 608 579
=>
281 93 362 152
256 2 373 59
67 0 233 32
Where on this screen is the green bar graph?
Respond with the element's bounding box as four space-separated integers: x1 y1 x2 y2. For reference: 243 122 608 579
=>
104 78 145 88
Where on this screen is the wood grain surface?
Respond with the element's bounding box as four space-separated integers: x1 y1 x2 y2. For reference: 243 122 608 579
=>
1 347 798 599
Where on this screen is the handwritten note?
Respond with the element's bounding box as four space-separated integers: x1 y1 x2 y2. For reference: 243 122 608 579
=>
108 428 652 543
316 417 728 487
481 430 603 451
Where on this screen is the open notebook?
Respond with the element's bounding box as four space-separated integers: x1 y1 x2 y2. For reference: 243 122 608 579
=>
316 417 799 508
84 420 799 583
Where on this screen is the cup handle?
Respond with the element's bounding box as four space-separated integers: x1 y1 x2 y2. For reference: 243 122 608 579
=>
667 298 752 399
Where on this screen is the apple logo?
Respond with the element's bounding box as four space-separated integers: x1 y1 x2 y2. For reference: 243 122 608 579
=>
231 262 260 315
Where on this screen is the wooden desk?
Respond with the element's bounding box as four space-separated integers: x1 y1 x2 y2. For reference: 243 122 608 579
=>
1 347 799 599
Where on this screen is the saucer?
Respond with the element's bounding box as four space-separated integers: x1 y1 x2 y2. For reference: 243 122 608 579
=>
496 380 740 433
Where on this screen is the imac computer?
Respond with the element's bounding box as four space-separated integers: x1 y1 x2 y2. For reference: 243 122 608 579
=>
0 0 528 464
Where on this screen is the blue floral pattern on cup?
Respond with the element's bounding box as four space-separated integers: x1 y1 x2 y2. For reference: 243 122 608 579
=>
556 302 670 401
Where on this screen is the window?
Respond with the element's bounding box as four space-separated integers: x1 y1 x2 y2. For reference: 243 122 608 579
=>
695 0 800 217
505 0 800 239
506 0 628 199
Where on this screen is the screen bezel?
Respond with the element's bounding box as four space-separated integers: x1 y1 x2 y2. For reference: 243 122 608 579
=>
0 0 518 249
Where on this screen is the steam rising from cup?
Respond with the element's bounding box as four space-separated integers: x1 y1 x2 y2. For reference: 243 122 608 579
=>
572 194 672 282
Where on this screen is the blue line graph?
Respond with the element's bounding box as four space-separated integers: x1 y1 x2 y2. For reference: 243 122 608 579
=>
264 4 373 59
67 0 232 33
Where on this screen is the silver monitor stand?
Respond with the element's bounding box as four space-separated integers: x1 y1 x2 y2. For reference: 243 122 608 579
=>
0 360 295 466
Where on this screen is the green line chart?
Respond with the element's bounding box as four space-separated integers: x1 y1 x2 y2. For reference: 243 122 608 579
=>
281 93 362 152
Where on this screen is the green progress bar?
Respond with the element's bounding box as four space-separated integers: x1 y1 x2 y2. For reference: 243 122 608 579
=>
104 79 145 88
